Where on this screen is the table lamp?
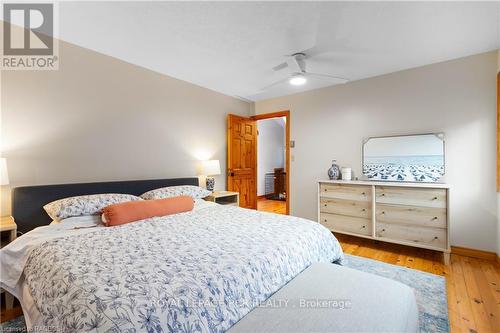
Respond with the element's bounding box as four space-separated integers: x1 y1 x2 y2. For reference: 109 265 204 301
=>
0 158 9 186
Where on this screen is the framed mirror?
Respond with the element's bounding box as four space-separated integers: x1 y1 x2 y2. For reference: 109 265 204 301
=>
362 133 445 182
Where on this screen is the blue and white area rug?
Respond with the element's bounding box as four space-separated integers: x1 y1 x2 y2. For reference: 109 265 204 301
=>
1 254 449 333
343 254 449 333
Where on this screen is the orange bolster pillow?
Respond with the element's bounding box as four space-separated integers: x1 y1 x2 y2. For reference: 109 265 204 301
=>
102 195 194 226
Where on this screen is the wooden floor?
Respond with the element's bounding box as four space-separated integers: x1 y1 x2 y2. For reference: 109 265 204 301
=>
2 233 499 332
257 197 286 214
336 234 500 333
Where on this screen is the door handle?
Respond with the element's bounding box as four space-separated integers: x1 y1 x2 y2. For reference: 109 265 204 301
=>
229 172 235 177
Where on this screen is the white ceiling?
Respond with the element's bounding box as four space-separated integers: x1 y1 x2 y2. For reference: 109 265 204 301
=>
58 1 500 101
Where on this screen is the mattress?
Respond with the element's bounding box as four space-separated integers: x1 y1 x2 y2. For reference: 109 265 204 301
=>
0 201 344 332
229 263 419 333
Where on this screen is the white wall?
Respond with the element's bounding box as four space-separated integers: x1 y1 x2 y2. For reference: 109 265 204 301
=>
255 51 498 252
497 50 500 255
0 40 251 215
257 118 285 196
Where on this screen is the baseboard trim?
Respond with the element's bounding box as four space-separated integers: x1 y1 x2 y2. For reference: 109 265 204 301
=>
257 195 266 199
451 246 497 261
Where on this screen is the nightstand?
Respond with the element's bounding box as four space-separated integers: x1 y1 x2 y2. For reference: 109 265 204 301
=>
204 191 240 206
1 216 16 310
1 216 16 247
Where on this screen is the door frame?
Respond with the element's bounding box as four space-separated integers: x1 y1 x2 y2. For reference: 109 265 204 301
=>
251 110 290 215
497 72 499 191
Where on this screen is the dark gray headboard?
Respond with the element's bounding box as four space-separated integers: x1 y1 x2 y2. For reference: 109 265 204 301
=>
12 177 199 235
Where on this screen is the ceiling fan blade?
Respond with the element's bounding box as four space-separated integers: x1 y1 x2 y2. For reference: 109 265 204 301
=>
272 62 288 72
286 56 303 73
258 77 290 92
272 54 305 74
300 6 368 58
306 72 349 83
281 5 321 55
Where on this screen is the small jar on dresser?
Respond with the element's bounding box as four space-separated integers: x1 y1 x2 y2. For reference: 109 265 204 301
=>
318 180 450 264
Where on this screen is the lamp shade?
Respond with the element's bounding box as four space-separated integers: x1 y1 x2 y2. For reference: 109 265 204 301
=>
0 158 9 186
199 160 221 176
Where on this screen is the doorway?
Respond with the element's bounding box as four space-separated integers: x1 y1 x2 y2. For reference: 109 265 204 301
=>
252 111 290 215
226 111 290 214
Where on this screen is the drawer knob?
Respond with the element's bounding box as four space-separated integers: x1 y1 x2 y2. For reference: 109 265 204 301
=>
324 189 327 192
324 204 327 207
432 216 438 220
381 211 385 215
432 196 438 200
381 193 386 197
362 192 366 195
381 228 386 232
434 236 439 240
324 219 327 222
362 226 366 229
362 208 366 212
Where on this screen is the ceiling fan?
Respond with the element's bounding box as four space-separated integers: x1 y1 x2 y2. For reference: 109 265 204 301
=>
260 52 349 91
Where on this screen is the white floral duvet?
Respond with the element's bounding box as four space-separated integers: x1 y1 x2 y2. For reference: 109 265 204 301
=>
17 205 344 332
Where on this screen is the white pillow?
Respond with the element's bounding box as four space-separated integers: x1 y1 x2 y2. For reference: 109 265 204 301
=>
51 215 103 228
44 193 143 221
193 198 217 210
140 185 211 200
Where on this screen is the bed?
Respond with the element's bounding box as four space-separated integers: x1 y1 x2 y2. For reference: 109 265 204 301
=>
0 178 345 332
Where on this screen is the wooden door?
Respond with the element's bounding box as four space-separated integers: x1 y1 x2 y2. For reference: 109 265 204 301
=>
227 114 257 209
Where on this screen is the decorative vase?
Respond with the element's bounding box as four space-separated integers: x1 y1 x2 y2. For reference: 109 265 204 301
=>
328 160 341 180
206 176 215 192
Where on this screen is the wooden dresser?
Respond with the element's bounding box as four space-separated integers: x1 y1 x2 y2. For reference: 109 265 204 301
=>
318 180 450 263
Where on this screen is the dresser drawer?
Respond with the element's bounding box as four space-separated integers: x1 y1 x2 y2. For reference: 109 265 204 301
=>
320 198 371 219
376 204 446 228
375 186 446 208
376 223 446 249
320 183 371 202
320 213 372 236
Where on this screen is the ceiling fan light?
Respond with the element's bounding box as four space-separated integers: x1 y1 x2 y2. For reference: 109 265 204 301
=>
289 75 307 86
